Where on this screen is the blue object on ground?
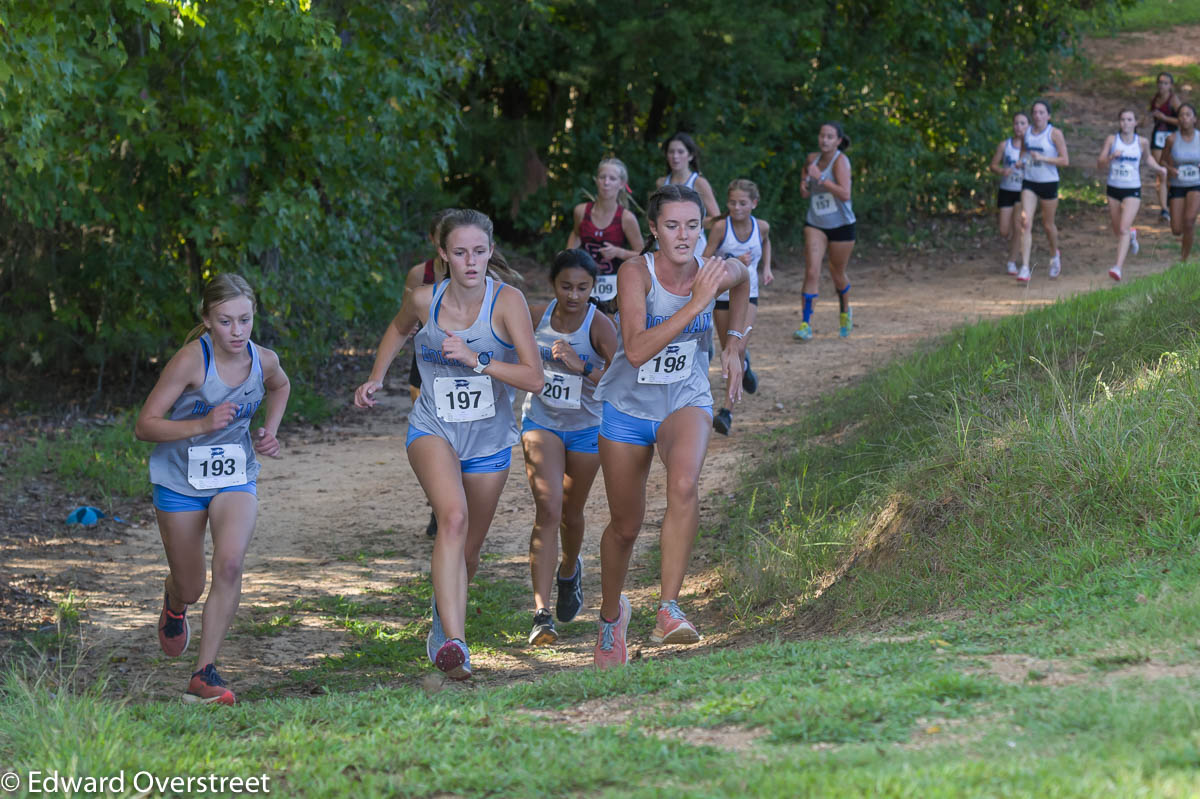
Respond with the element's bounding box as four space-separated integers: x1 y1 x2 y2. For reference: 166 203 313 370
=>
66 506 106 526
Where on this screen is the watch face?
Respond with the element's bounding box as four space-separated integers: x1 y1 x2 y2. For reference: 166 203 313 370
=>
477 352 491 366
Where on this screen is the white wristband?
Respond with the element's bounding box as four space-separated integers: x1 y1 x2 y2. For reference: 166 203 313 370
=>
726 329 744 340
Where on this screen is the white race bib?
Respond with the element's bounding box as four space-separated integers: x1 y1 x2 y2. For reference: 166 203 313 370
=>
540 369 583 409
187 444 247 490
637 340 697 385
1179 164 1200 182
1154 130 1170 150
591 274 617 302
1111 163 1136 182
812 192 837 216
433 375 495 422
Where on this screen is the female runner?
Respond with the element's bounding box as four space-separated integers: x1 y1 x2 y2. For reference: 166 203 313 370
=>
1163 103 1200 261
704 178 773 435
793 122 855 341
566 158 644 310
521 249 618 645
656 132 722 256
135 274 291 705
591 184 750 668
1016 100 1070 283
990 112 1030 275
1149 72 1182 220
1097 108 1166 281
354 209 542 680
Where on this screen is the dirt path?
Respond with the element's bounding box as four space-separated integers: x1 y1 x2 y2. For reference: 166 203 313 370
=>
5 25 1197 701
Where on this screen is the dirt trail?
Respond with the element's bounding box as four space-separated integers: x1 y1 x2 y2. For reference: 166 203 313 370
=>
4 26 1197 700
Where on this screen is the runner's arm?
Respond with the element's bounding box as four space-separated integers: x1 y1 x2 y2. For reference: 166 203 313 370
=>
135 343 226 442
253 347 291 457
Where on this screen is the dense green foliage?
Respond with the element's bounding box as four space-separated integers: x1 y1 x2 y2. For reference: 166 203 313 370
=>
0 0 469 396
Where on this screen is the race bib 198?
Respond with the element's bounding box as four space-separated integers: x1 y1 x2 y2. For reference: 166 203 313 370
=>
591 274 617 301
187 444 248 490
540 369 583 409
1178 164 1200 183
812 192 837 216
637 340 697 385
433 375 496 422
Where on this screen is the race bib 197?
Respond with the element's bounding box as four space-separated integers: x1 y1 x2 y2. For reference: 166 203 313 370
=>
1178 164 1200 183
540 369 583 409
591 274 617 302
433 375 496 422
187 444 248 490
637 340 697 385
812 192 837 216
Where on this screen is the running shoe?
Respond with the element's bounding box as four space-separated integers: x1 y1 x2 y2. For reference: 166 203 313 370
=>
650 599 701 645
1048 251 1062 279
425 510 437 538
839 309 853 338
741 353 758 394
793 322 813 341
1006 261 1018 275
528 608 558 646
435 638 472 680
1109 265 1122 282
1130 228 1139 255
713 408 733 436
555 556 584 622
594 594 631 669
1016 265 1032 283
427 595 446 664
158 589 189 658
183 663 235 706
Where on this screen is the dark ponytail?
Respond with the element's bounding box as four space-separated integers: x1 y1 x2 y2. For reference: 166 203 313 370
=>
551 248 601 305
821 121 851 151
663 131 702 174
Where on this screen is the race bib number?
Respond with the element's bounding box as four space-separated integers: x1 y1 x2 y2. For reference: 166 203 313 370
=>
1111 163 1136 182
187 444 247 490
638 340 697 385
540 369 583 409
591 274 617 302
1179 164 1200 182
1154 130 1170 150
812 192 837 216
433 375 495 422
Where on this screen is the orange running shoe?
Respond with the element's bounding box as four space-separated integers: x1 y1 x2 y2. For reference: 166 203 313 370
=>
650 600 701 644
183 663 235 706
157 590 189 657
593 594 631 669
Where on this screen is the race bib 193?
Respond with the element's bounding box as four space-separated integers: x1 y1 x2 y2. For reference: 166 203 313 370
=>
1179 164 1200 183
591 274 617 301
637 340 697 385
433 375 496 422
187 444 248 490
812 192 837 216
540 369 583 409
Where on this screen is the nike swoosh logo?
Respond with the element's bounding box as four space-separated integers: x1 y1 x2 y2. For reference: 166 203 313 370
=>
465 337 481 344
244 388 254 395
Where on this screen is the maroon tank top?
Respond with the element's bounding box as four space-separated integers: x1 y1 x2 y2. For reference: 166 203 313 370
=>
421 258 436 284
578 202 628 275
1152 93 1179 133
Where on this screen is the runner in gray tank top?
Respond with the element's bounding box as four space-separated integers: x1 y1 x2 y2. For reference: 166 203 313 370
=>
135 274 291 706
990 111 1031 275
1017 100 1071 283
592 184 751 669
520 249 618 646
657 132 721 254
1164 103 1200 261
355 209 542 682
795 122 857 342
1097 108 1166 281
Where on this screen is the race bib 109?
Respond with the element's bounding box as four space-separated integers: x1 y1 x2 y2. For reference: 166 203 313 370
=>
637 340 697 385
591 274 617 301
433 375 496 422
540 369 583 409
187 444 248 490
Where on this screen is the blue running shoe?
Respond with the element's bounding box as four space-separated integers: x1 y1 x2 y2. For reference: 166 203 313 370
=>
712 408 732 435
556 556 584 623
427 595 446 664
793 322 813 341
741 353 758 394
435 638 472 680
529 608 558 646
839 309 853 338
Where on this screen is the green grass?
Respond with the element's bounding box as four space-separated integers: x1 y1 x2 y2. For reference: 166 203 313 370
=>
1103 0 1200 31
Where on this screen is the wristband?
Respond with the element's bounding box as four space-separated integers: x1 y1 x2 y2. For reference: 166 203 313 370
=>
726 329 744 340
582 361 595 376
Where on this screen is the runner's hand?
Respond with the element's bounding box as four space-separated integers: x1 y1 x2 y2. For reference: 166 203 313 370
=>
354 380 383 408
690 257 727 306
254 427 281 457
598 242 621 261
721 345 744 406
205 401 237 432
441 333 477 367
550 339 585 373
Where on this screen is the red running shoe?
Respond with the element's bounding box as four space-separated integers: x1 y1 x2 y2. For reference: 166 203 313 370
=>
650 600 701 644
183 663 235 706
157 590 189 657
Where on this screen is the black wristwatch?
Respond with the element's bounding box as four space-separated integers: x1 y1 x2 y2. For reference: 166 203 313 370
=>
582 361 595 377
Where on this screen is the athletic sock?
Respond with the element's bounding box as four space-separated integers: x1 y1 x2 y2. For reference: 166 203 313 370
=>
803 293 818 325
837 284 851 313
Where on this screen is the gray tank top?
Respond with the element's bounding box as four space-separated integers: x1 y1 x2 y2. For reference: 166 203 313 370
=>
522 301 604 431
1023 124 1060 183
408 277 519 460
594 253 714 421
716 216 762 302
1169 130 1200 187
805 151 856 229
148 334 265 497
999 138 1024 192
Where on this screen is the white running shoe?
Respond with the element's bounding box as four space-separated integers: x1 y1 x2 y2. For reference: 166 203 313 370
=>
1006 261 1018 275
1048 252 1061 278
1109 265 1122 282
1016 265 1031 282
1130 228 1139 255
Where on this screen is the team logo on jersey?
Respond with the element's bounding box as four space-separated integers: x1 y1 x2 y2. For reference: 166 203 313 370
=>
454 378 470 389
